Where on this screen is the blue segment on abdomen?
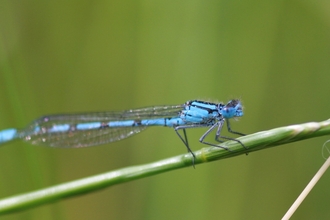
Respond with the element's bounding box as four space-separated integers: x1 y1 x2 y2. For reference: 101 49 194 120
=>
141 118 185 127
77 122 101 130
48 124 71 132
109 120 135 127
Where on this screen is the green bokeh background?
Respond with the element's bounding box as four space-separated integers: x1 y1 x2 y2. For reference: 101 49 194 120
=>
1 1 330 219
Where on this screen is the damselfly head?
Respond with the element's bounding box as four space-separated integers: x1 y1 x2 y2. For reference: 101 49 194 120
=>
220 99 243 118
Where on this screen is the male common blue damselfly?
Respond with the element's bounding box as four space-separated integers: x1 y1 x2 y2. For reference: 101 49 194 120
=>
0 99 246 162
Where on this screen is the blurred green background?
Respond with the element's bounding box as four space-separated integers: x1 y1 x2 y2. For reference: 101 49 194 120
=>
1 1 330 219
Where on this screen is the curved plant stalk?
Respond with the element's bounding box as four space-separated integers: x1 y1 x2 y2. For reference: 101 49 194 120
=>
0 119 330 214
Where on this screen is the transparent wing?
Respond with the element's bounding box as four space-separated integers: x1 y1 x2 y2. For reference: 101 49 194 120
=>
17 104 184 148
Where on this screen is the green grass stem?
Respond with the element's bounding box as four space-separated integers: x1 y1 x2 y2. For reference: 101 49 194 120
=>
0 119 329 214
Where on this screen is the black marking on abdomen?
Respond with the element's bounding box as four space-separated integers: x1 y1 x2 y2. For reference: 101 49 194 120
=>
70 124 77 131
133 120 142 126
100 123 109 129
